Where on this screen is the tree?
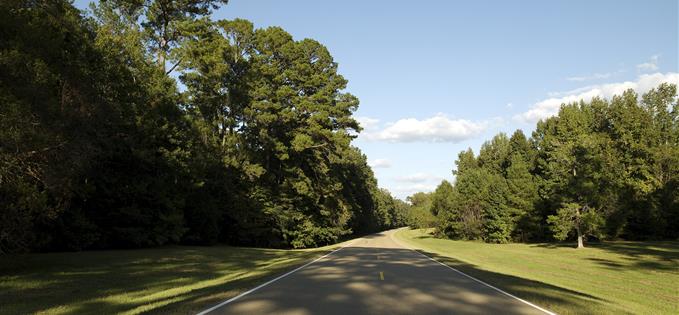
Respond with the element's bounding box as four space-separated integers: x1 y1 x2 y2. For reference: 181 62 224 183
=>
103 0 229 72
477 133 511 175
453 148 477 176
1 0 193 251
179 20 365 248
2 0 395 253
4 0 678 254
481 171 512 243
430 180 454 217
444 168 488 240
505 153 540 241
547 202 604 248
640 83 679 239
406 192 436 228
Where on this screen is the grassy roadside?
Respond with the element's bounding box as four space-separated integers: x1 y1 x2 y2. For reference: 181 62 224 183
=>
394 228 679 315
0 242 343 314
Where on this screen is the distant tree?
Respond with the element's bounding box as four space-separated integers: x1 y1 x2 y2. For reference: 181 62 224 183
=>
478 133 511 175
406 192 436 228
430 180 454 217
481 171 512 243
433 85 679 245
375 188 397 228
505 153 540 241
454 148 477 176
430 180 455 236
638 83 679 238
547 202 604 248
393 198 410 227
508 130 534 164
445 168 489 240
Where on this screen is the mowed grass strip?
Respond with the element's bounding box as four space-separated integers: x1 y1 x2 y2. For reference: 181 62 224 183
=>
395 228 679 315
0 243 341 314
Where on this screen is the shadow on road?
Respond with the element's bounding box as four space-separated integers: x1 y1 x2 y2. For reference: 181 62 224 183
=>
5 231 642 314
178 243 611 315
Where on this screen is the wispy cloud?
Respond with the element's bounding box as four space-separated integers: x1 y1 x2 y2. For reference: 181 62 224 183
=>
394 172 443 183
368 158 391 168
361 114 487 143
566 72 613 82
637 55 659 72
515 72 679 123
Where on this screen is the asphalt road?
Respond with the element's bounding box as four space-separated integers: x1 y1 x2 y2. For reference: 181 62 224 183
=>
200 229 551 315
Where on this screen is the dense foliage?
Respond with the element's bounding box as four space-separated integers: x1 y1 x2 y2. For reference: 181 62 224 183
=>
406 192 437 229
0 0 405 253
430 84 679 244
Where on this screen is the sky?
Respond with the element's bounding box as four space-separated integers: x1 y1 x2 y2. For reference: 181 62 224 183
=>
74 0 679 199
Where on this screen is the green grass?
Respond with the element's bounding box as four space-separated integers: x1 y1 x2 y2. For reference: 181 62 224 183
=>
394 228 679 315
0 243 340 314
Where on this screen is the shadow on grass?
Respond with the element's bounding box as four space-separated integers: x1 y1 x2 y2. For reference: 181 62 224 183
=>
530 243 575 249
586 257 624 268
412 229 437 240
0 245 328 314
152 245 613 314
594 241 679 260
4 230 661 315
533 240 679 272
414 235 435 240
414 249 610 314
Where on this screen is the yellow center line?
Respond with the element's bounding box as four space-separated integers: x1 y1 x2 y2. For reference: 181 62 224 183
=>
379 271 384 280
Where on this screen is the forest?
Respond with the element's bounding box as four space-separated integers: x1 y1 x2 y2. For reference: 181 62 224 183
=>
2 0 677 255
0 0 408 253
418 83 679 245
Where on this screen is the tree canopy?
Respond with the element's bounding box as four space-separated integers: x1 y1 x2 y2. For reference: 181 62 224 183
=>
0 0 406 253
430 84 679 246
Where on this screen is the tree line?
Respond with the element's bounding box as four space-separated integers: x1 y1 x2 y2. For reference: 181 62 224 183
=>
422 83 679 246
0 0 407 253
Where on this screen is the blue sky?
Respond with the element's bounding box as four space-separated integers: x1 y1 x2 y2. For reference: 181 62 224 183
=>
74 0 678 199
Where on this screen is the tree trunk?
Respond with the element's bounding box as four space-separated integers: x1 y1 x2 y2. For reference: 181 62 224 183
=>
575 204 584 248
158 38 167 72
158 50 166 72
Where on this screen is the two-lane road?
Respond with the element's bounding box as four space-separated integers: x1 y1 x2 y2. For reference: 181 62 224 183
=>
199 229 552 315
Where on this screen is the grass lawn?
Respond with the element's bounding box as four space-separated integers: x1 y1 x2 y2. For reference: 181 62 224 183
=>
394 228 679 315
0 243 341 314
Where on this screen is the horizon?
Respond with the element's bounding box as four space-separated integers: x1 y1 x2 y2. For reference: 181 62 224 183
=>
74 0 679 199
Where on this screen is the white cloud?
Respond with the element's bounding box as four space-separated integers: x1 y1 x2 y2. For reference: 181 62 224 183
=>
392 183 438 195
547 85 600 98
363 114 487 143
516 72 679 123
368 158 391 168
356 116 380 130
566 72 612 82
637 55 659 72
506 102 514 108
394 172 443 183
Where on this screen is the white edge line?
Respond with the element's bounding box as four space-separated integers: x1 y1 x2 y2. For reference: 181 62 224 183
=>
390 230 557 315
195 240 355 315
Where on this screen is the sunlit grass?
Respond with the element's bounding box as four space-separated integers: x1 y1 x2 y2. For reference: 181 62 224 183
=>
395 228 679 315
0 244 338 314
